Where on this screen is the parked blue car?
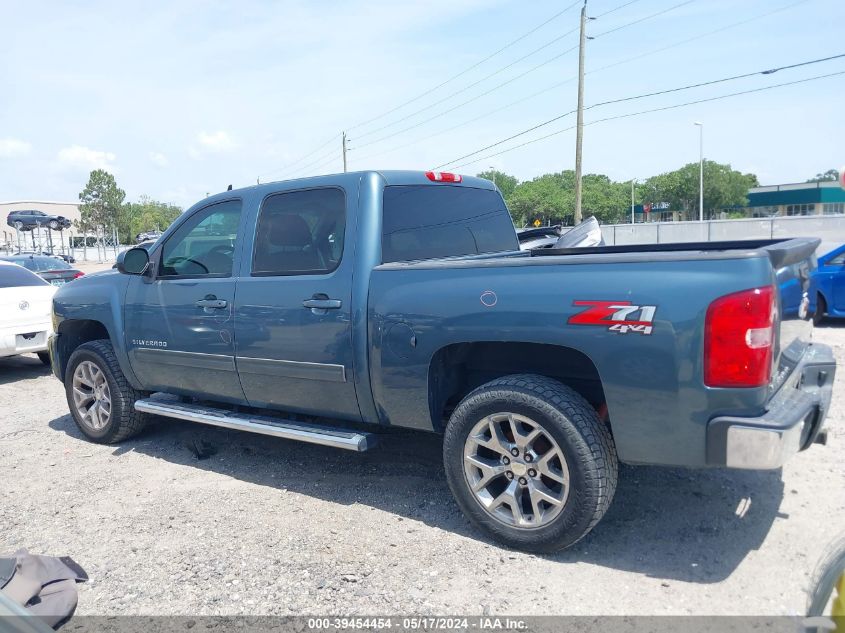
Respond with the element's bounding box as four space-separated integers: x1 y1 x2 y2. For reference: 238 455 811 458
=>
810 244 845 324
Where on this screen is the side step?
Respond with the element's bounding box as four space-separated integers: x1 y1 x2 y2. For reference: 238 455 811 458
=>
134 396 376 452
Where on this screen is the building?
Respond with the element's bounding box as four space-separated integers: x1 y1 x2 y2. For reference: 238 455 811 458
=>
632 180 845 222
745 181 845 217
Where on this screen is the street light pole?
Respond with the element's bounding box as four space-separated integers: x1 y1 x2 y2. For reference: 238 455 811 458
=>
631 178 635 224
489 166 497 189
694 121 703 221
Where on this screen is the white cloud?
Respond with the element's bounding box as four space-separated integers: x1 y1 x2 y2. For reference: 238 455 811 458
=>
0 138 32 158
57 145 116 170
149 151 169 167
196 130 236 152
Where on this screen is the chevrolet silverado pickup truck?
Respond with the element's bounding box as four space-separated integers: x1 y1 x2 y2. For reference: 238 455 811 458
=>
49 170 835 552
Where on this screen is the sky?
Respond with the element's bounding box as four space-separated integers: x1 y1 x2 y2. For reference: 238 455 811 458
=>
1 0 844 208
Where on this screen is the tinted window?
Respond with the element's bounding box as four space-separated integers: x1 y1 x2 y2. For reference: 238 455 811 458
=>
160 199 242 277
382 185 518 263
827 253 845 266
0 264 48 288
252 188 345 276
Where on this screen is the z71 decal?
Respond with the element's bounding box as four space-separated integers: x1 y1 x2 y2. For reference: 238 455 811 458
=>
568 300 657 335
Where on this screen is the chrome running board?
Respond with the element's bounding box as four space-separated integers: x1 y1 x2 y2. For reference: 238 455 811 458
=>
134 395 375 452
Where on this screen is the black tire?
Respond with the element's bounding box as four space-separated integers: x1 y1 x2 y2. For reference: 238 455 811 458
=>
13 221 23 231
65 339 148 443
37 351 51 366
814 294 827 326
443 374 618 553
807 534 845 618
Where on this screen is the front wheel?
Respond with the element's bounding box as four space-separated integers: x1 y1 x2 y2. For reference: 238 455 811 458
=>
48 220 59 230
443 374 617 553
37 351 51 366
65 340 148 443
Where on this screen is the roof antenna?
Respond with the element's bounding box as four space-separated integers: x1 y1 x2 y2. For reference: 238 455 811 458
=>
227 184 232 191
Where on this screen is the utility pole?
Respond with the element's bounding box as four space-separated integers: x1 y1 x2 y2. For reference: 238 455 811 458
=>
342 132 348 173
573 1 588 225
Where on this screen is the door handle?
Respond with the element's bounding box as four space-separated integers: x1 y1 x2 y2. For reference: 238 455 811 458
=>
196 295 228 309
302 299 342 309
303 294 342 311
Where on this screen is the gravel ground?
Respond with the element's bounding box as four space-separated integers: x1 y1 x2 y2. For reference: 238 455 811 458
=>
1 327 843 616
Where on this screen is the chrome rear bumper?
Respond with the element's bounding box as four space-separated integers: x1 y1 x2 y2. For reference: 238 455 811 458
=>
706 343 835 469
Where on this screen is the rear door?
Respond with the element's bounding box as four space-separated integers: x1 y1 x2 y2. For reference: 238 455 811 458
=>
233 186 360 421
124 198 246 403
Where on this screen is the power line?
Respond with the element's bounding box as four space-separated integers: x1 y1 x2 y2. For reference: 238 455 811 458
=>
257 133 339 179
283 144 341 179
351 0 813 166
590 0 809 74
346 0 582 134
352 0 699 151
594 0 645 18
447 70 845 170
351 26 581 143
433 55 845 169
351 43 580 151
593 0 695 38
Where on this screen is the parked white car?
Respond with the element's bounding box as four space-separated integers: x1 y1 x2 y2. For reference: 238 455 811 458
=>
0 260 56 364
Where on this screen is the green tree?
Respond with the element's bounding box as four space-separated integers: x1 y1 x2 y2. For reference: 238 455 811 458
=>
807 169 839 183
120 196 182 244
476 169 519 199
77 169 126 236
642 161 757 219
508 173 571 226
506 170 633 226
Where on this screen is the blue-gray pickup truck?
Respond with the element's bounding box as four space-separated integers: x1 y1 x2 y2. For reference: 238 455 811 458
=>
49 170 835 552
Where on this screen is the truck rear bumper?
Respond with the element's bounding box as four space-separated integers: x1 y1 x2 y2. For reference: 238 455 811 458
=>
706 342 835 469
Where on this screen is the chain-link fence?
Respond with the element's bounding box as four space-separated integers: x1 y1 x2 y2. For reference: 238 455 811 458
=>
0 225 123 262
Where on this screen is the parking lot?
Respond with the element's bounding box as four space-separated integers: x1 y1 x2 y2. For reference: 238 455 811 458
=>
0 324 842 616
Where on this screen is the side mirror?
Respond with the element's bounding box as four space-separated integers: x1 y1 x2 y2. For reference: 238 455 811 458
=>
116 247 150 275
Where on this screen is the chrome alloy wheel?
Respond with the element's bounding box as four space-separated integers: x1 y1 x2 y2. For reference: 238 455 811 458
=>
463 413 570 529
72 360 112 431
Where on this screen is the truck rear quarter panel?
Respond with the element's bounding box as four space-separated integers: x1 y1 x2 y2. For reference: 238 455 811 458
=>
368 252 777 467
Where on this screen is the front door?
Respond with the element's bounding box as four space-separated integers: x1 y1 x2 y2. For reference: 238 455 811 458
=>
234 186 360 421
125 198 246 403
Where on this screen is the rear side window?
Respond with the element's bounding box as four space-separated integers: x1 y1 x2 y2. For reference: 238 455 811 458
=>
382 185 518 263
252 188 346 276
0 264 48 287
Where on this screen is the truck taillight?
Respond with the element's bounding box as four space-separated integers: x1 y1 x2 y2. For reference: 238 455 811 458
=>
704 286 775 388
425 171 462 183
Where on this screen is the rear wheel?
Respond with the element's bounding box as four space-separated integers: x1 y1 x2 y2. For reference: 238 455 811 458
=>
814 294 827 326
37 352 51 366
13 220 23 230
807 534 845 620
65 340 148 443
443 374 617 553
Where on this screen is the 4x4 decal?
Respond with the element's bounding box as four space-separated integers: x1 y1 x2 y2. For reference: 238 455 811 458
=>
568 300 657 335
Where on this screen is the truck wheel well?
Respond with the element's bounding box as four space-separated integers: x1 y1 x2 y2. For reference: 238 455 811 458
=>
56 319 110 380
428 342 608 432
